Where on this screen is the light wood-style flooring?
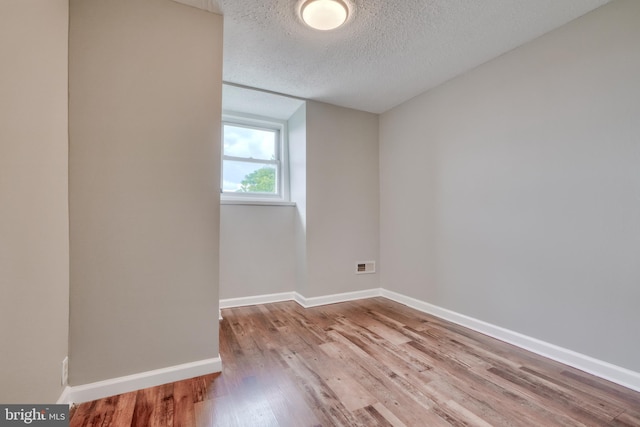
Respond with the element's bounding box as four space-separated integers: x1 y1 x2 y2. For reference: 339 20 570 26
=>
70 297 640 426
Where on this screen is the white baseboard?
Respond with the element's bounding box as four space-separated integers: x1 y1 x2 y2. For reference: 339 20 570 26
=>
220 292 296 310
380 289 640 393
219 289 381 310
56 386 72 405
60 356 222 404
294 288 381 308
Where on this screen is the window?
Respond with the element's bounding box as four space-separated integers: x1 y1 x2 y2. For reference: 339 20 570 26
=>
221 114 289 203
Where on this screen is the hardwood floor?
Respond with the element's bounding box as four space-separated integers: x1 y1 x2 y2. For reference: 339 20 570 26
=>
70 297 640 426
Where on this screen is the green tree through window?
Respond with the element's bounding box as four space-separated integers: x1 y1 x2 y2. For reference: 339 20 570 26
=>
238 167 275 193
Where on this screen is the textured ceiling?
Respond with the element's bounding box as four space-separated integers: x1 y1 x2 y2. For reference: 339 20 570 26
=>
175 0 610 114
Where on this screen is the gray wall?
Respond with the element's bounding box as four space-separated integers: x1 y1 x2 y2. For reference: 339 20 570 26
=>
69 0 223 384
380 0 640 372
219 101 380 300
0 0 70 403
305 101 380 297
219 205 296 299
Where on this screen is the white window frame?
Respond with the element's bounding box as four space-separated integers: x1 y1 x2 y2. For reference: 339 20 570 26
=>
221 112 290 204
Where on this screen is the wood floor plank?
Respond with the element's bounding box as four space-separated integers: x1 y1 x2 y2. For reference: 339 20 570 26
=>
195 395 237 427
173 377 196 427
324 373 378 412
318 340 434 426
278 347 364 426
487 364 619 425
106 393 137 426
131 383 174 427
70 298 640 427
370 402 408 427
322 331 454 426
253 371 322 427
69 399 96 427
227 375 281 427
612 409 640 427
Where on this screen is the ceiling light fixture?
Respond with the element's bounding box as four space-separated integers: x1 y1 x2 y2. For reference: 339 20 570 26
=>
300 0 349 31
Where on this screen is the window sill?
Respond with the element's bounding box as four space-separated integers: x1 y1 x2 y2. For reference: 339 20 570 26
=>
220 199 296 207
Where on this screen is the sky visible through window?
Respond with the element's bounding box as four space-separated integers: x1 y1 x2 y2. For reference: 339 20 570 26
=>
223 124 277 192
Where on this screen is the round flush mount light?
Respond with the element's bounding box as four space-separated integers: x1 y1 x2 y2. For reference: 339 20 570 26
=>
300 0 349 31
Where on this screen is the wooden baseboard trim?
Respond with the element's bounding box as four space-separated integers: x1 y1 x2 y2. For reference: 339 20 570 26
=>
61 357 222 404
380 289 640 393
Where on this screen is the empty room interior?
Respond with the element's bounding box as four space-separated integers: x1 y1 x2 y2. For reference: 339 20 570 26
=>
1 0 639 425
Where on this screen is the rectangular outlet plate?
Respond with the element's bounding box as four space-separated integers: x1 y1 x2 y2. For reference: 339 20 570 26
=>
61 356 68 386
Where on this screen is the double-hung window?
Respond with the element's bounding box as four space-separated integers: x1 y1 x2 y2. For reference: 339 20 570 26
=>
221 114 289 202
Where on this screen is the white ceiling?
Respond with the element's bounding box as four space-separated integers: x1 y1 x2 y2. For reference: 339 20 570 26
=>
175 0 610 114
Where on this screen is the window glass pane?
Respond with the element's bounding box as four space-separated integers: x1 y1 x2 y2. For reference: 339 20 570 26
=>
223 124 276 160
222 161 277 194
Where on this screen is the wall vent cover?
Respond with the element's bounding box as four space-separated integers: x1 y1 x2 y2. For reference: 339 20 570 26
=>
355 261 376 274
